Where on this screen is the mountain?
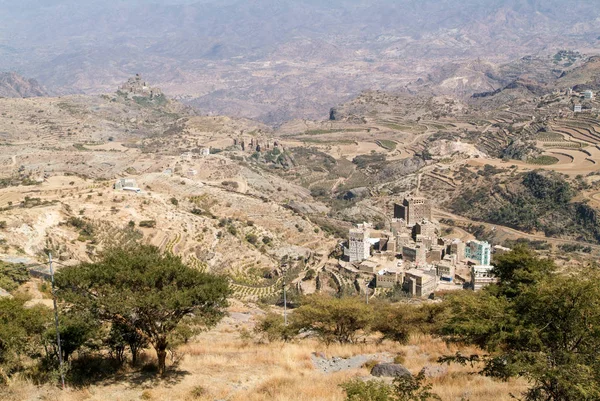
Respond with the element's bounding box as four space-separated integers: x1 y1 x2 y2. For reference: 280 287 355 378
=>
0 72 48 98
0 0 599 122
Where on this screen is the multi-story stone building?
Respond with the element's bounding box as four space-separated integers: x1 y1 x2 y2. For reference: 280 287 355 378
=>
448 239 466 262
402 244 427 266
436 259 455 282
345 226 372 263
394 197 432 226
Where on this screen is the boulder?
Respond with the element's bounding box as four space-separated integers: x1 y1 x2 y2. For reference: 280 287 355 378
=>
370 363 411 378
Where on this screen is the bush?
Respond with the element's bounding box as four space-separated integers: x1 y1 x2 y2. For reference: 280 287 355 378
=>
253 312 296 343
340 370 440 401
139 220 156 228
189 385 207 399
246 233 258 245
170 197 178 206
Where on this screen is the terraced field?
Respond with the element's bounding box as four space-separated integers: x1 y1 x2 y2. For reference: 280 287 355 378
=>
230 281 282 301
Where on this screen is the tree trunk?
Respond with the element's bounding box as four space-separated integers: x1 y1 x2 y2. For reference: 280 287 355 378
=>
131 346 138 366
157 347 167 375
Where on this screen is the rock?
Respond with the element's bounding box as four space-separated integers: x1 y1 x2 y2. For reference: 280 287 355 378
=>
343 187 370 201
422 365 447 378
370 363 411 378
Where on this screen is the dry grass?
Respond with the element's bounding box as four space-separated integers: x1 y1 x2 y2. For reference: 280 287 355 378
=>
0 316 529 401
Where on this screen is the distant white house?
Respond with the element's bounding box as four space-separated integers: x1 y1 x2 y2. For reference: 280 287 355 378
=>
584 90 595 100
115 178 141 193
574 104 583 113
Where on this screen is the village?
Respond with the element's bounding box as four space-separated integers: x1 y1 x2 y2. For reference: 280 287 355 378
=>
339 196 507 298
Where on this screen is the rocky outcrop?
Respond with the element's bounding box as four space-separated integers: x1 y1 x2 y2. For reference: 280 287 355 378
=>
370 363 411 378
0 72 48 98
379 157 427 181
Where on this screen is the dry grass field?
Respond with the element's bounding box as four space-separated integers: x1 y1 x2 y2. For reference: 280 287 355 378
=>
0 304 528 401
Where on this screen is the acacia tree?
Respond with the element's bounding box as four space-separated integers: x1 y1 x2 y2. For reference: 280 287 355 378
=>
56 245 230 375
442 247 600 400
291 295 372 344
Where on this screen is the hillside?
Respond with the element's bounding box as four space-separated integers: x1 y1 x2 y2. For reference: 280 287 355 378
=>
0 72 48 98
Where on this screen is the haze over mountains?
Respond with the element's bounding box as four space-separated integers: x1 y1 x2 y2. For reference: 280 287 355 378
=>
0 0 599 122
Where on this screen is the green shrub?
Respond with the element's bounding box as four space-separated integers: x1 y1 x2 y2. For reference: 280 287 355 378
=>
139 220 156 228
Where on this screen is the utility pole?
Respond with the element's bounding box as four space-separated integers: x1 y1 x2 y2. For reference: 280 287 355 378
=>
282 262 288 326
365 278 370 305
49 253 65 390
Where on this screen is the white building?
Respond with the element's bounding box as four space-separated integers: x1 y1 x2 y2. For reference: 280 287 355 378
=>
345 226 372 263
574 104 583 113
471 265 497 291
114 178 138 191
584 90 594 100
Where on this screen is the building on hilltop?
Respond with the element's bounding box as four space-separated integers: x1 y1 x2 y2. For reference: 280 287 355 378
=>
413 219 438 243
465 240 491 266
394 197 432 227
584 90 595 100
574 104 583 113
471 265 497 291
118 74 163 100
436 258 456 282
402 244 427 266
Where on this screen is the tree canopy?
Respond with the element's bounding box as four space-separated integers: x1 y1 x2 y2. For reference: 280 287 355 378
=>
441 247 600 400
56 245 230 375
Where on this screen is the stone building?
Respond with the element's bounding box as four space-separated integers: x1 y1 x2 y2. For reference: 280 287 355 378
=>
402 244 427 266
376 271 401 288
345 226 371 263
436 259 455 282
448 239 466 262
114 178 137 190
394 197 432 226
404 269 437 298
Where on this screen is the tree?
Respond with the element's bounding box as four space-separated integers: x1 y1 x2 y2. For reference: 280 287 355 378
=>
441 248 600 400
491 245 556 298
371 303 412 344
0 297 50 383
291 295 372 344
0 262 30 292
44 309 99 364
56 245 230 375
